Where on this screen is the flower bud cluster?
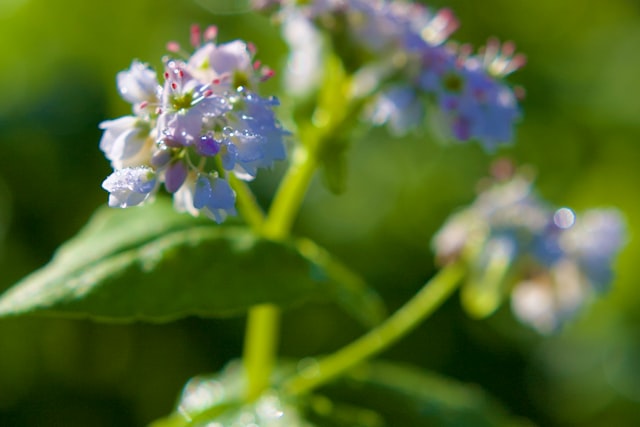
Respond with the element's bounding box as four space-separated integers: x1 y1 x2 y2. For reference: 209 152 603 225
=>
100 26 287 222
263 0 525 151
432 172 625 333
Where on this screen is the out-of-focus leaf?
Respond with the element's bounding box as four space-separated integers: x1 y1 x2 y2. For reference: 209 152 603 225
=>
149 362 315 427
151 360 528 427
296 238 387 328
311 361 530 427
0 176 9 259
0 200 324 321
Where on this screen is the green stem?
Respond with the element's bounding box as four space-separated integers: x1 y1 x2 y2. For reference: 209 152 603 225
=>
228 174 265 230
282 260 467 396
243 304 281 401
242 141 320 400
261 144 318 241
229 170 279 402
240 55 359 400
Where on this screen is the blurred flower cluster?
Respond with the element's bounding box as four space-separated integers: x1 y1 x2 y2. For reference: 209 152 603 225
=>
100 26 287 222
257 0 525 150
432 163 626 333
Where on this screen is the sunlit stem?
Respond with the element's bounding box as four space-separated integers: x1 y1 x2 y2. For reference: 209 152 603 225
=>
242 131 322 402
226 161 287 403
283 260 467 396
261 144 318 241
242 144 320 401
230 176 281 402
228 174 265 230
242 55 358 400
244 303 281 401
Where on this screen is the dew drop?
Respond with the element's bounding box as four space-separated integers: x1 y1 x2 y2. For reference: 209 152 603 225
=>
554 207 576 229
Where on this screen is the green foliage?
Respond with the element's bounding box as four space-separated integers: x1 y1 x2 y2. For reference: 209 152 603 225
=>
1 0 640 426
313 361 529 427
149 362 312 427
150 360 525 427
0 200 384 324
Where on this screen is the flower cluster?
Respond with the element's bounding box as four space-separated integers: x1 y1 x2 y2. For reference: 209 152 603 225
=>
100 26 287 222
259 0 525 151
432 168 625 333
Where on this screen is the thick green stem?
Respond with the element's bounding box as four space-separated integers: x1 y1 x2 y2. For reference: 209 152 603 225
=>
243 143 320 400
283 260 467 396
261 144 318 241
229 173 280 401
243 304 281 401
241 56 358 400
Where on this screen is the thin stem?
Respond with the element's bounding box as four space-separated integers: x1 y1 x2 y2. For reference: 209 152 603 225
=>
261 144 318 241
243 304 281 401
283 260 467 396
228 174 265 230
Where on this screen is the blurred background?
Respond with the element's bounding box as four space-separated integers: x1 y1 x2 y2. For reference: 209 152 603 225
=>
1 0 639 425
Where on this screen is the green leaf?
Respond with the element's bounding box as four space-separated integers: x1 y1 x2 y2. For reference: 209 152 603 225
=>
0 199 385 324
0 200 322 321
311 361 530 427
149 362 316 427
295 238 386 328
153 360 529 427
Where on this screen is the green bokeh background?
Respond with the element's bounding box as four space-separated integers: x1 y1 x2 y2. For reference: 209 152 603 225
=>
1 0 639 425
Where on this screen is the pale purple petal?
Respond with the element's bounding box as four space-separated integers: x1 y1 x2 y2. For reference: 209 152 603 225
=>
164 160 188 193
117 60 159 105
102 167 157 208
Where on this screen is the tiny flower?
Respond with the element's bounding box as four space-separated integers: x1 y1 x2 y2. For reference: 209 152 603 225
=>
511 262 585 335
196 134 221 157
268 0 523 149
282 10 324 96
164 159 189 193
433 171 626 333
559 209 626 292
117 60 160 109
227 93 287 179
440 60 521 150
100 28 287 223
188 40 254 89
99 116 153 169
102 167 157 208
371 86 424 135
157 61 220 147
185 173 236 223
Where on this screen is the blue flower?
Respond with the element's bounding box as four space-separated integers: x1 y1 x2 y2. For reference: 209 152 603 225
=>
102 167 157 208
173 172 236 223
433 172 626 333
116 60 160 114
371 86 424 135
99 117 153 169
269 0 524 149
99 28 287 222
559 209 626 292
